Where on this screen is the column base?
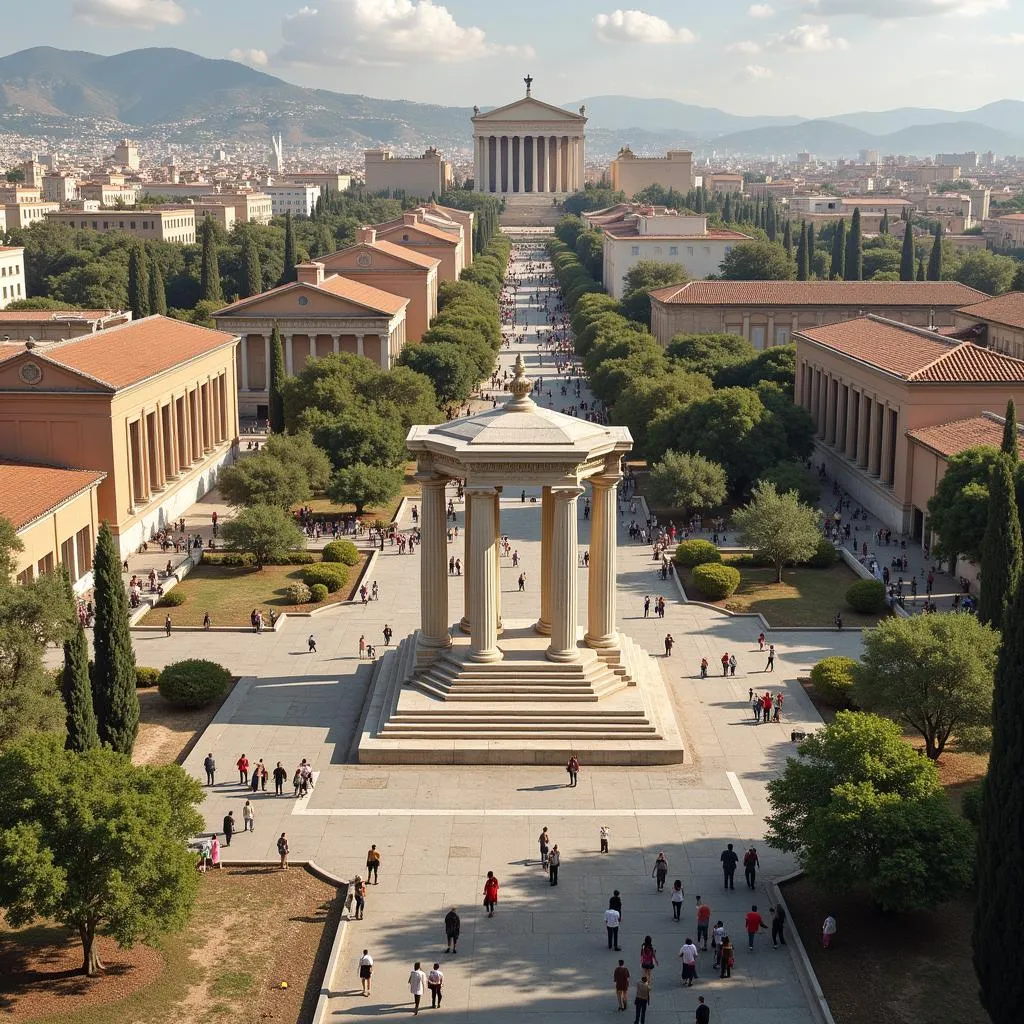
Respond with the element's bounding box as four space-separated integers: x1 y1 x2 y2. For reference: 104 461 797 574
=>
546 646 581 663
534 618 551 636
459 617 470 634
468 647 502 664
584 632 618 650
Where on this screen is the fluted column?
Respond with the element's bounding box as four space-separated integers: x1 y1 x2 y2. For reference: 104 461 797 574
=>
825 376 837 445
845 387 858 459
880 405 894 485
460 491 472 633
810 368 820 431
493 488 503 633
535 485 554 635
516 136 523 194
285 335 294 375
585 473 620 649
504 136 512 194
533 136 541 192
553 136 561 193
856 393 870 467
468 486 500 662
547 485 583 663
867 399 881 475
417 473 451 652
240 336 249 390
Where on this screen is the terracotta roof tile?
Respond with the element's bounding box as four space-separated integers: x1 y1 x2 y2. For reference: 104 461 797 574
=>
798 315 1024 382
907 414 1018 459
38 315 236 390
0 309 122 322
322 240 439 270
317 275 409 315
375 218 460 244
955 291 1024 331
650 280 989 306
0 460 105 531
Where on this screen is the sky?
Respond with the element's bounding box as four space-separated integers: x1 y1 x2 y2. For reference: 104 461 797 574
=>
9 0 1024 115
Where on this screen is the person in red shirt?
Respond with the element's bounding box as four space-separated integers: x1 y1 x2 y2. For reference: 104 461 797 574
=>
483 871 499 918
236 753 249 785
761 692 773 724
745 905 767 950
696 896 712 950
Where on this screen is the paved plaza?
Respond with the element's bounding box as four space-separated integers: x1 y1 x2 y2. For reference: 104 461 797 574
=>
132 242 863 1023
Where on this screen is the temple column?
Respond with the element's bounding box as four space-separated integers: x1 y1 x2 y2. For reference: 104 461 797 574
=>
535 485 554 635
332 333 340 354
585 471 620 649
493 488 503 633
240 336 249 390
810 367 820 430
880 405 895 485
356 333 364 358
504 136 512 194
285 335 294 375
856 393 870 467
417 472 451 653
825 376 837 445
547 485 583 663
516 136 523 194
553 136 561 193
263 333 271 391
867 399 882 475
460 491 472 633
845 387 858 459
534 136 541 192
467 486 501 662
309 336 316 359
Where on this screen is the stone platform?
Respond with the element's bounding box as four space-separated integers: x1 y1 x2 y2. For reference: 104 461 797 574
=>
357 620 686 765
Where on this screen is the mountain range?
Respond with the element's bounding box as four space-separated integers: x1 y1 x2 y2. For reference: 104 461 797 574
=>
1 46 1023 158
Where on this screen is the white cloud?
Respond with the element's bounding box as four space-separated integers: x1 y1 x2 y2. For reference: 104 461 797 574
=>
744 64 774 78
279 0 532 66
594 9 696 44
71 0 185 28
804 0 1005 16
769 24 848 51
990 32 1024 44
727 40 762 53
229 48 269 67
748 3 776 17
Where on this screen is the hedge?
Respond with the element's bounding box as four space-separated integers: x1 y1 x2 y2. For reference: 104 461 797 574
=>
202 551 316 567
158 659 232 708
691 563 741 600
809 656 857 709
135 666 161 688
322 539 360 566
157 591 186 607
807 537 837 568
302 563 349 593
284 582 312 605
675 539 722 569
846 578 887 613
309 583 329 603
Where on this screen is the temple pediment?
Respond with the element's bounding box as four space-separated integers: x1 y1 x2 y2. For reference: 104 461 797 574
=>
473 96 585 124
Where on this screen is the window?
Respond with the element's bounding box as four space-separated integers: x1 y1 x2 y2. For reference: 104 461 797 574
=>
775 327 790 345
130 221 136 229
669 246 678 256
653 246 662 256
687 246 694 256
631 245 640 256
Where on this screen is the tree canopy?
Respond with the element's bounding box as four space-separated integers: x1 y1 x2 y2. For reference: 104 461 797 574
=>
733 481 822 582
220 504 306 568
719 241 794 280
646 451 727 518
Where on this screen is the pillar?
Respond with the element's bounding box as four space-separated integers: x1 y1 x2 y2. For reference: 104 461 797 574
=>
285 335 294 375
845 387 858 459
856 393 870 467
585 473 619 649
240 336 249 390
356 333 364 358
825 376 837 445
263 333 271 392
547 485 583 663
867 399 881 475
474 137 481 191
516 136 523 194
554 136 561 193
417 473 451 652
810 368 820 430
504 136 512 194
536 485 554 635
534 135 541 192
460 490 472 633
467 486 500 662
493 488 502 633
880 405 895 485
332 334 340 355
309 336 316 359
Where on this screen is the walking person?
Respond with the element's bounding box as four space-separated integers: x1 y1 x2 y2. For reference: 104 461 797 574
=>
721 652 729 676
644 595 651 618
711 922 726 968
566 754 580 787
614 960 631 1012
358 949 373 997
538 826 550 868
822 913 837 949
639 936 658 983
277 832 289 868
242 799 255 832
609 889 623 922
743 847 760 889
696 897 711 950
729 654 737 676
203 752 216 786
351 876 366 919
549 844 561 885
745 905 767 950
634 976 652 1024
236 753 249 785
307 633 317 653
600 824 610 853
753 697 762 723
165 614 172 637
653 852 669 892
409 961 427 1015
696 994 710 1024
605 904 622 950
273 761 287 796
679 937 698 987
427 963 444 1008
700 657 708 678
766 644 775 672
483 870 499 915
720 843 738 890
366 844 380 884
664 633 674 657
719 936 734 978
444 906 460 953
222 810 235 846
671 880 684 920
770 904 787 947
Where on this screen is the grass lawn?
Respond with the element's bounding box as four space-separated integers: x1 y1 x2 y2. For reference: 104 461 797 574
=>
0 866 340 1024
680 554 886 628
138 553 368 627
297 462 419 523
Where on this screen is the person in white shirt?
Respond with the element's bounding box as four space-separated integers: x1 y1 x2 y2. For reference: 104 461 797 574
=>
711 923 726 969
679 938 699 986
605 906 622 951
427 963 444 1008
358 949 373 996
409 961 427 1015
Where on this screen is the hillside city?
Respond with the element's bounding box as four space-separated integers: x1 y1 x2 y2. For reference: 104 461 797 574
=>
1 11 1024 1024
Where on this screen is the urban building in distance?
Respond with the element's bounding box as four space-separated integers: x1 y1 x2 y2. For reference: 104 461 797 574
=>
609 148 693 197
0 308 131 341
0 246 26 309
705 172 743 193
952 292 1024 358
264 182 320 217
364 147 453 199
45 206 197 243
112 139 140 170
373 210 467 283
284 172 352 194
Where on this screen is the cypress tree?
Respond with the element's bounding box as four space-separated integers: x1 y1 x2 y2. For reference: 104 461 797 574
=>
281 210 297 285
127 243 150 320
900 221 915 280
148 257 167 316
978 454 1022 631
927 225 943 280
845 208 863 281
62 620 99 752
782 218 793 255
315 223 334 258
796 221 809 281
766 197 777 241
830 219 846 280
880 209 889 235
722 192 734 223
917 257 926 281
1013 263 1024 292
91 522 138 755
268 322 286 433
199 216 222 303
1002 397 1018 459
242 230 262 297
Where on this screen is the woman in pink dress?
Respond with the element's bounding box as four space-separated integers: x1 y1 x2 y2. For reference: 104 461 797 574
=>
209 835 221 870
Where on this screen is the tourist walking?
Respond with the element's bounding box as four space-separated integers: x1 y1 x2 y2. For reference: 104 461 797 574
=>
351 875 366 919
366 844 381 884
696 897 711 950
721 652 729 676
605 905 622 950
242 799 255 831
222 810 235 846
444 906 460 953
549 844 561 885
671 880 684 920
696 995 710 1024
539 826 550 867
823 913 837 949
640 936 659 982
408 961 427 1015
203 752 216 786
653 852 669 892
700 657 708 678
601 824 610 853
236 753 249 785
483 870 499 915
766 644 775 671
743 847 760 889
277 832 289 868
427 963 444 1008
614 959 631 1011
719 936 734 978
720 843 738 889
644 595 651 617
729 654 737 676
273 761 287 796
770 904 787 947
745 905 767 950
711 922 725 968
308 633 317 653
566 754 580 787
609 889 623 922
679 937 698 986
358 949 373 996
634 977 652 1024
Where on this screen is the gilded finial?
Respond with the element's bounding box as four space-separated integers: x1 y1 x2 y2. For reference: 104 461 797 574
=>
508 353 535 410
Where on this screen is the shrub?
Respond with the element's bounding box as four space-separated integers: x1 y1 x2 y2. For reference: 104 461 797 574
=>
807 537 838 568
691 563 741 600
809 656 857 709
302 563 349 593
203 551 256 567
158 659 232 709
135 666 161 688
846 578 887 613
322 539 360 566
157 591 186 607
961 781 983 828
675 539 722 569
284 582 311 605
309 583 329 603
278 551 316 565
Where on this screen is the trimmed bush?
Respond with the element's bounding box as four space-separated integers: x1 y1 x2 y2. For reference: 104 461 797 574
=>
691 562 741 600
809 656 857 709
302 563 349 593
322 539 360 566
807 537 838 568
284 582 312 605
675 539 722 569
309 583 329 603
158 659 232 709
157 591 186 607
846 578 887 614
135 666 161 688
280 551 316 565
203 551 256 567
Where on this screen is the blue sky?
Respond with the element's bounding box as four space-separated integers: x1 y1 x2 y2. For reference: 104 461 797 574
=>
11 0 1024 115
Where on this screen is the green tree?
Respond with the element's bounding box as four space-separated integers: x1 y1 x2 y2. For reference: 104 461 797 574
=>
854 614 999 759
666 333 755 379
830 218 846 279
263 432 332 491
217 453 311 508
782 219 792 255
1012 262 1024 291
954 249 1018 295
917 256 926 281
927 225 943 280
327 463 404 514
1003 397 1018 459
978 453 1022 632
900 221 915 281
147 257 167 315
61 567 99 753
733 480 821 582
199 216 222 304
0 734 204 976
757 460 821 506
880 209 889 235
280 210 297 285
220 504 306 569
646 451 727 518
926 446 1004 563
400 342 477 407
844 208 862 280
719 241 794 280
796 221 809 281
241 229 263 297
268 323 285 433
767 711 975 912
126 243 150 320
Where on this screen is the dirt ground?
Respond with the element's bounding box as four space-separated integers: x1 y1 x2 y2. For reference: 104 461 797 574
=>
132 679 239 767
0 867 340 1024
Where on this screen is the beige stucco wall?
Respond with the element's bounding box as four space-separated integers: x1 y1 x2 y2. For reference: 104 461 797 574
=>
610 151 693 197
951 310 1024 359
365 150 451 200
375 223 462 283
12 484 101 589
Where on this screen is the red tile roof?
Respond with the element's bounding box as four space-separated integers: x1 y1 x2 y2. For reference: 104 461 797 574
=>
0 460 105 531
650 280 989 306
907 414 1017 459
322 240 439 270
375 218 460 244
955 291 1024 331
317 275 409 315
798 315 1024 382
0 309 122 322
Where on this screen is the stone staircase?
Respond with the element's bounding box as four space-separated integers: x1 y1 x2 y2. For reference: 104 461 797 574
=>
499 194 565 227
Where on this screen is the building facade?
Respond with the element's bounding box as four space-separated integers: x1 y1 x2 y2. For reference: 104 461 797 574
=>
79 182 138 206
45 207 196 243
0 246 26 309
364 148 453 199
952 292 1024 358
0 309 132 341
113 139 141 171
265 183 321 217
648 280 990 348
374 211 466 283
284 172 352 194
609 148 693 197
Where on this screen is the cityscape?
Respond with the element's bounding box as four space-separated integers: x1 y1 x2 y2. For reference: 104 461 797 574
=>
1 3 1023 1024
